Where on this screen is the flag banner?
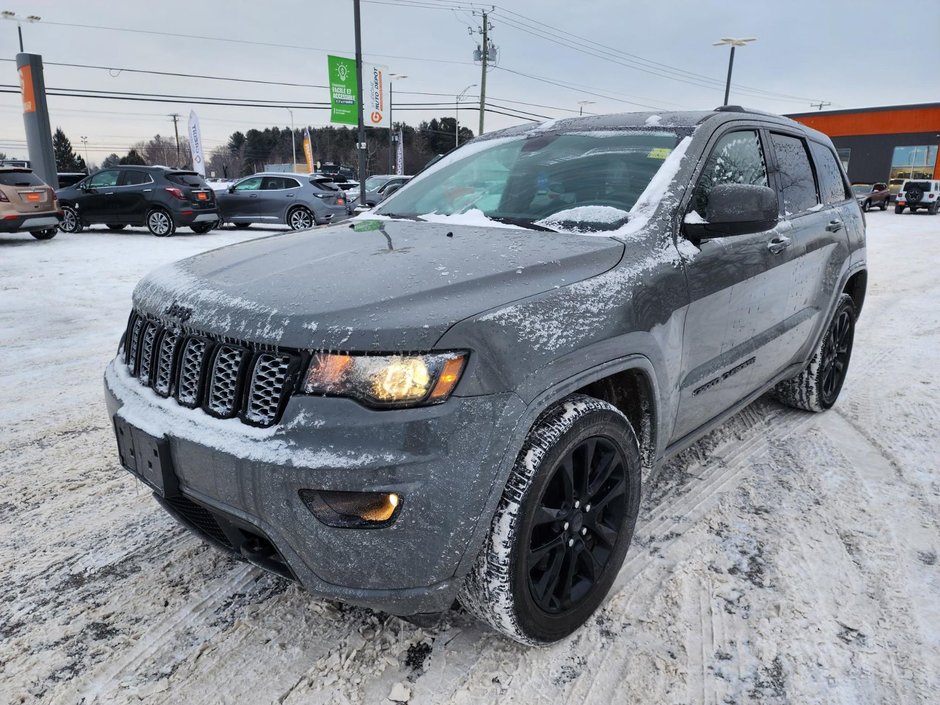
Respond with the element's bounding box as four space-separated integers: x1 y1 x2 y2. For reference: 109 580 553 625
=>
364 62 389 128
188 110 205 176
328 55 358 126
303 128 315 173
396 127 404 175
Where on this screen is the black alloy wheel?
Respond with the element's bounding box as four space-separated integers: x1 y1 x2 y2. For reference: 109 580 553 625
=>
819 305 854 407
526 436 628 614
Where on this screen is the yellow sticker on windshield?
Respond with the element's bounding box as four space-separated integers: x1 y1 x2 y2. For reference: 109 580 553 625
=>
647 147 672 160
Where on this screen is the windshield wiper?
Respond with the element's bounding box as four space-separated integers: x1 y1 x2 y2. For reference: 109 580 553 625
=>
375 212 426 221
486 215 556 232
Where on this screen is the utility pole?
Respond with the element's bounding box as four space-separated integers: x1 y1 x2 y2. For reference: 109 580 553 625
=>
353 0 367 204
80 135 89 170
387 74 407 174
169 113 181 166
478 11 489 136
810 101 831 111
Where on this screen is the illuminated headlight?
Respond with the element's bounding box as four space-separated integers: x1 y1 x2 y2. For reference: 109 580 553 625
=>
302 352 467 408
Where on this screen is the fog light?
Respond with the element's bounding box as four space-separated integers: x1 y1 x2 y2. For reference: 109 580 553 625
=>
299 489 402 528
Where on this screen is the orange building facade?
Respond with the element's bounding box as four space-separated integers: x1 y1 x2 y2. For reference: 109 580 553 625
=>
788 103 940 191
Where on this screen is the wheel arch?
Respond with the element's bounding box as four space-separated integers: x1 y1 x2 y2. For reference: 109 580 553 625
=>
843 268 867 317
453 354 664 579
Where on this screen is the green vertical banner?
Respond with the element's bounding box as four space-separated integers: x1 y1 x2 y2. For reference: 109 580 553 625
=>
328 55 358 126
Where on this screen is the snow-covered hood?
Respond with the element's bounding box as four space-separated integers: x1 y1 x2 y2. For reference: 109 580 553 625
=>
132 220 625 351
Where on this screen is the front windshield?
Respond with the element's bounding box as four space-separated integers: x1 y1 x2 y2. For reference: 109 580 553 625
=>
375 130 680 232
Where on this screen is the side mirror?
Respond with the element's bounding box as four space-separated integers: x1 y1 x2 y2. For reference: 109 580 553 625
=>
227 185 236 193
685 183 778 238
380 183 403 201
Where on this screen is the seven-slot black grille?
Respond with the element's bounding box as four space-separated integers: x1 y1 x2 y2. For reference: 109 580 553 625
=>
123 310 300 427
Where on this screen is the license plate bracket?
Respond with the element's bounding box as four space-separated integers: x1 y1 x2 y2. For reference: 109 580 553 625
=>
113 416 180 498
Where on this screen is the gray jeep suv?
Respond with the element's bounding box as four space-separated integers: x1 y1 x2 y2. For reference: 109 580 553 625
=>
105 107 866 645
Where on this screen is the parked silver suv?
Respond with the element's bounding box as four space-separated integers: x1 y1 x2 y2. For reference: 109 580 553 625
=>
215 173 348 229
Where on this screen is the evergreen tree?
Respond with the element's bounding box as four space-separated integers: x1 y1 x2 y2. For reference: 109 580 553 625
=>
52 128 86 172
119 149 146 165
101 153 121 169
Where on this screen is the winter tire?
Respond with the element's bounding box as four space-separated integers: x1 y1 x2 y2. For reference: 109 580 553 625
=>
106 223 127 231
190 223 214 234
59 206 82 233
879 199 888 211
458 394 641 645
772 294 857 412
288 206 314 231
30 228 57 240
862 199 870 212
929 203 938 215
895 205 904 214
147 209 175 237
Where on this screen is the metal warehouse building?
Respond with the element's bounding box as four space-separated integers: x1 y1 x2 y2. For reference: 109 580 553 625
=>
788 103 940 195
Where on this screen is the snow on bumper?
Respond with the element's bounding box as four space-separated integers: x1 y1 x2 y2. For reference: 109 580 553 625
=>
104 358 519 614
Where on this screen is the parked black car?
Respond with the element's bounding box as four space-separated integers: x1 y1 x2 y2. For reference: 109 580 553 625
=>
105 107 866 645
215 173 347 229
57 166 219 236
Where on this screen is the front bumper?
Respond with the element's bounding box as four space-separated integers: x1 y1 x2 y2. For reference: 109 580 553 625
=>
104 359 521 614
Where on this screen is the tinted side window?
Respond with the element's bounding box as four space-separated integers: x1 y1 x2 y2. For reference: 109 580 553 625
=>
122 170 152 186
88 170 120 188
770 133 818 215
809 142 848 205
234 177 262 192
694 130 768 216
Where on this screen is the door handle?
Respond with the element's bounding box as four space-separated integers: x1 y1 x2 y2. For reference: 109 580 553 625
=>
285 194 295 198
825 219 843 232
104 192 115 196
143 189 152 192
767 235 791 254
249 194 259 198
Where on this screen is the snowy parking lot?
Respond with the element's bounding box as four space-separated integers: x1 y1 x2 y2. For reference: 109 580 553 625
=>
1 213 938 704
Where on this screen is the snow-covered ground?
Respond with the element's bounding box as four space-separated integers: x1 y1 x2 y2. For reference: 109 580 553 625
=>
1 213 938 704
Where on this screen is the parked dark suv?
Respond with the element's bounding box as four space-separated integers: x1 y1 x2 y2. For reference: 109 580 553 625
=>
57 166 219 236
105 107 866 644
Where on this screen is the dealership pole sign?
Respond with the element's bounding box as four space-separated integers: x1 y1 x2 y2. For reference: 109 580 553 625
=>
328 55 388 128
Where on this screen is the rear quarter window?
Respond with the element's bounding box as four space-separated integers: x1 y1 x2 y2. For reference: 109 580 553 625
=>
809 141 850 205
0 171 45 187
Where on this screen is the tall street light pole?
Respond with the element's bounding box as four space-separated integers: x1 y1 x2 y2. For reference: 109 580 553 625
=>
387 74 407 175
1 11 41 52
713 37 756 106
577 100 596 116
456 83 477 148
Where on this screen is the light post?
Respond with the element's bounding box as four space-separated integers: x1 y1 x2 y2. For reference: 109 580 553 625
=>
80 135 88 170
1 11 41 52
387 73 407 175
286 108 296 171
577 100 596 116
713 37 756 106
456 83 477 148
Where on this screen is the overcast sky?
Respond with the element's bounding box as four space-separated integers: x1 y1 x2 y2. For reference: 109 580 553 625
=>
1 0 937 165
